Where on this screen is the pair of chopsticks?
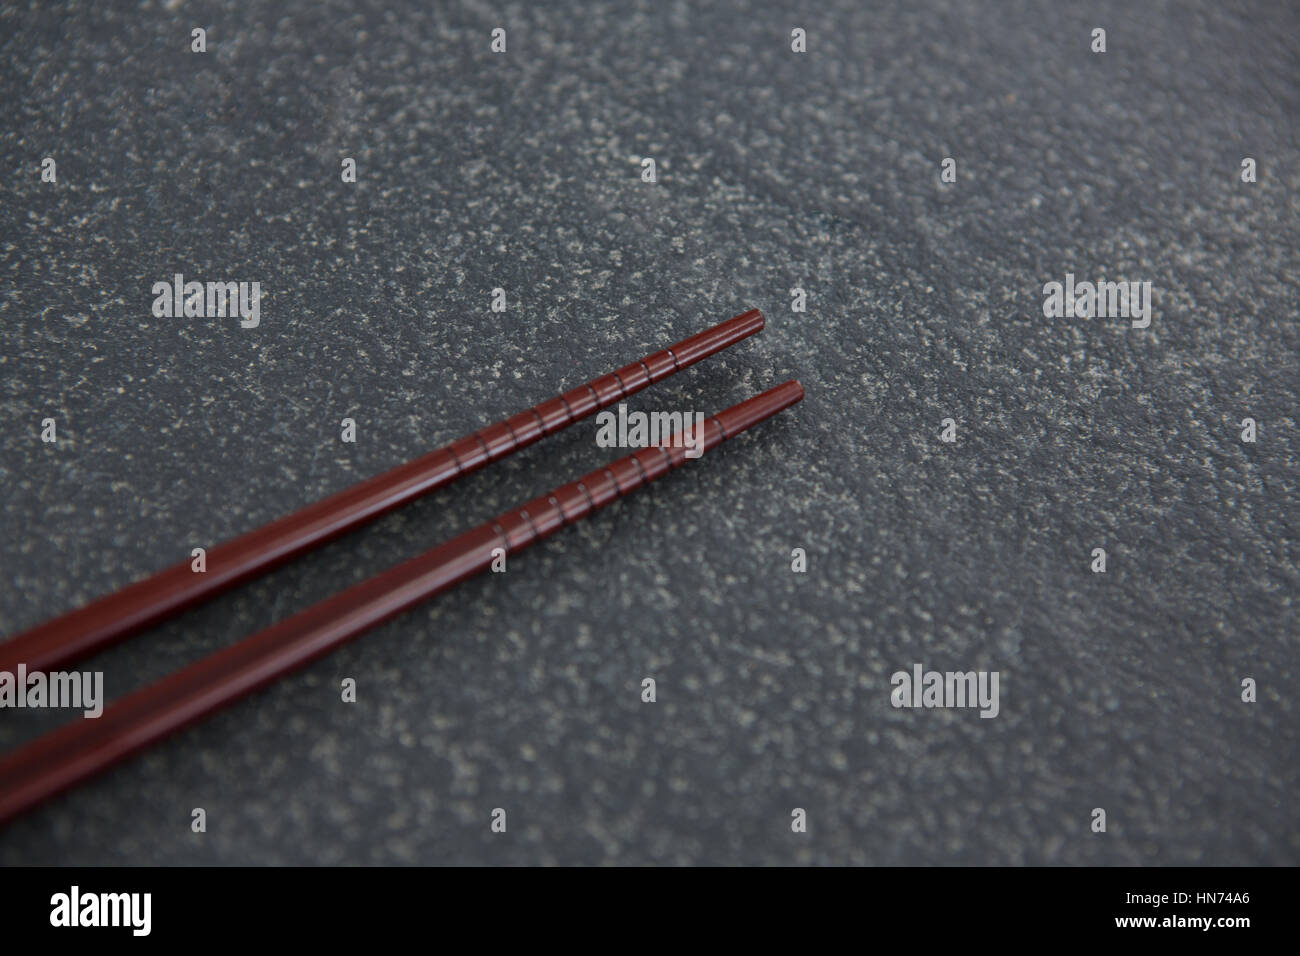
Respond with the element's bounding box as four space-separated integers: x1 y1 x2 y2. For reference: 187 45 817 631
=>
0 309 803 824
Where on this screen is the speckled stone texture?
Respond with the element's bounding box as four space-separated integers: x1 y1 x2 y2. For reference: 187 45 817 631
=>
1 0 1296 865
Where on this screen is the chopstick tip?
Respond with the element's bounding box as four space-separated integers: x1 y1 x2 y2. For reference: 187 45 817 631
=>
774 378 804 406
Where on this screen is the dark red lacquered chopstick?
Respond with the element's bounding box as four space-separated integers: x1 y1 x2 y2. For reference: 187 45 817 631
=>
0 310 765 674
0 380 803 825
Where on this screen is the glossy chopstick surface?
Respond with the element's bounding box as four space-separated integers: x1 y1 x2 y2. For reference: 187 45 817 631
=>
0 380 803 825
0 310 764 674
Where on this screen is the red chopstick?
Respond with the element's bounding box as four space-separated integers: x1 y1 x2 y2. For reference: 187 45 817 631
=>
0 380 803 825
0 310 765 674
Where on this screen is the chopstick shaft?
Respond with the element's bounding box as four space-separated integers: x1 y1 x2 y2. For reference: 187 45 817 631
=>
0 380 803 825
0 310 765 674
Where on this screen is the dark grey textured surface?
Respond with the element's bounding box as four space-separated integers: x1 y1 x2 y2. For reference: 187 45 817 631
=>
0 0 1296 865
